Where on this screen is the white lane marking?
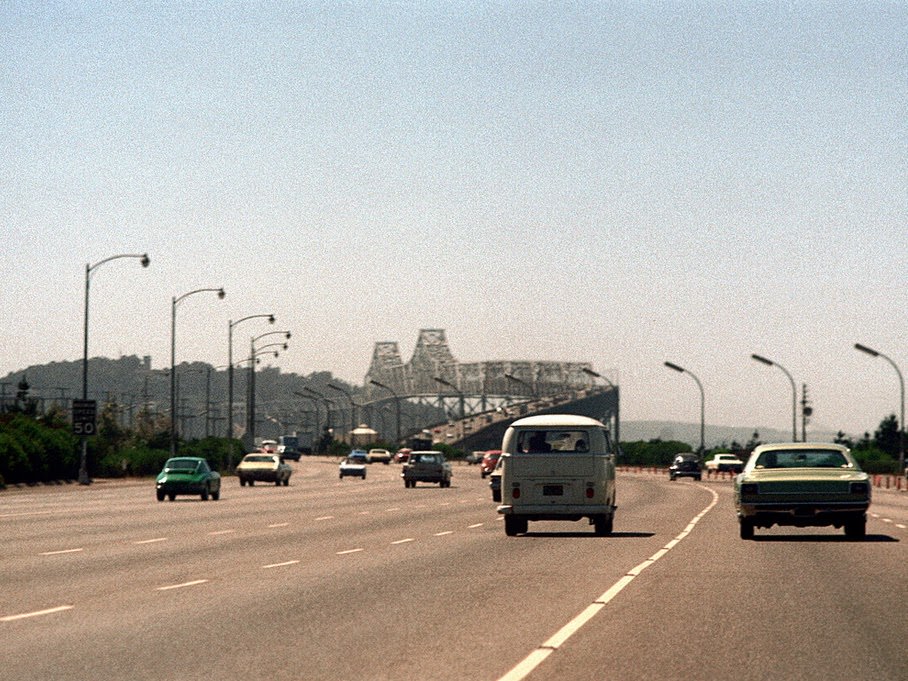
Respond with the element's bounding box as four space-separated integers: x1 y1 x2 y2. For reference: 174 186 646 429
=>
208 530 235 536
434 531 454 536
391 538 415 545
882 518 893 524
268 523 289 528
385 507 401 512
896 523 906 529
1 605 74 622
157 580 208 591
40 548 83 556
336 548 364 555
316 515 334 521
870 513 880 518
497 486 719 681
468 523 484 529
134 538 168 545
263 560 300 569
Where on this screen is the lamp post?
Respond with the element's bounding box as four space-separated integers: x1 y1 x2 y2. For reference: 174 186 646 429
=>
855 343 904 474
227 314 275 438
246 335 290 447
170 287 225 456
664 362 705 454
750 354 797 441
293 391 321 450
581 367 620 446
369 379 401 444
303 386 334 453
80 252 150 484
434 376 465 419
327 383 357 443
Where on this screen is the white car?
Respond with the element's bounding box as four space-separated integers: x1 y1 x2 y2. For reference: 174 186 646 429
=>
339 457 367 479
705 453 745 472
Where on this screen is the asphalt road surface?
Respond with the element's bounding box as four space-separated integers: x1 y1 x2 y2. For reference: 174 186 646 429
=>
2 459 907 681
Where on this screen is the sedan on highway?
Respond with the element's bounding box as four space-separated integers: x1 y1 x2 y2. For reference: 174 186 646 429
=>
735 442 871 539
339 456 367 479
480 450 501 478
155 457 221 501
235 453 292 486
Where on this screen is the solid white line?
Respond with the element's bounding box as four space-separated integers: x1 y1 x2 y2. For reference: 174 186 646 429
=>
40 548 83 556
1 605 74 622
496 486 719 681
391 538 415 545
134 538 168 545
337 548 364 555
263 560 300 569
157 580 208 591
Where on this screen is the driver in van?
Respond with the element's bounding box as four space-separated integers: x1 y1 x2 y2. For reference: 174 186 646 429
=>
527 431 551 453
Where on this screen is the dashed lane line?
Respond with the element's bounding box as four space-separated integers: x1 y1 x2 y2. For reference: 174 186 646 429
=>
336 548 364 555
391 538 415 545
40 548 83 556
133 538 168 545
2 605 74 622
156 580 209 591
497 486 720 681
263 560 300 569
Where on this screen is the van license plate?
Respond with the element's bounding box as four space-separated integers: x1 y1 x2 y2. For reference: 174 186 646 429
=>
543 485 563 496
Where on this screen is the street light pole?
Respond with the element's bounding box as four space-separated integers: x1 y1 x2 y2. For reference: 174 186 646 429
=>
581 367 620 446
170 287 225 456
434 376 465 419
328 383 357 443
750 354 797 441
293 391 321 451
304 386 333 453
227 314 275 439
80 252 150 484
246 331 291 447
369 379 401 444
855 343 905 475
664 362 705 454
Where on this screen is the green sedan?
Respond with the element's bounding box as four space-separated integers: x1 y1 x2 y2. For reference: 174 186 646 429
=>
735 443 870 539
156 457 221 501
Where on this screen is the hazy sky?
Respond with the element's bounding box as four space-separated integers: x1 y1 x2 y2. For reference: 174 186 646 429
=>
2 2 906 437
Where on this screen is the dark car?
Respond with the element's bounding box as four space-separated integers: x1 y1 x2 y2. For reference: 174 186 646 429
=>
156 457 221 501
669 453 702 481
480 450 501 478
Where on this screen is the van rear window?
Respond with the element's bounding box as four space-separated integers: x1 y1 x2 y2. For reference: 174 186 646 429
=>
516 430 591 453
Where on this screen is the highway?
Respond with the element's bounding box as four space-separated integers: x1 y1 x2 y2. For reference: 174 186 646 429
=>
2 459 906 681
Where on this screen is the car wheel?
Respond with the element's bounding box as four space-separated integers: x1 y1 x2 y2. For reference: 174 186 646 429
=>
739 519 755 540
156 490 165 502
594 515 613 536
168 494 176 501
201 486 209 501
504 516 523 536
212 489 220 501
283 478 290 486
492 490 501 502
275 479 281 486
844 517 866 538
248 479 255 486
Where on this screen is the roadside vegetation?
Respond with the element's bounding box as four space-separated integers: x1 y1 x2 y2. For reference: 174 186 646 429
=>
0 405 904 488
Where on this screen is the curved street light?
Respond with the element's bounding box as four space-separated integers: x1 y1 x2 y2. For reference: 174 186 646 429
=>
581 367 620 445
80 252 150 484
303 386 334 453
750 354 796 441
855 343 904 474
434 376 465 419
171 287 225 455
293 391 321 450
369 379 401 444
246 336 289 447
227 314 275 438
664 361 705 454
328 383 358 442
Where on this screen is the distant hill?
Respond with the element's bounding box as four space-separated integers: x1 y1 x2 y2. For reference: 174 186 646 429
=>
619 420 840 449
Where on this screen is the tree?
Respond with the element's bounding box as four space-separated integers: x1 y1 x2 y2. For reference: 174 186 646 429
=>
873 414 900 458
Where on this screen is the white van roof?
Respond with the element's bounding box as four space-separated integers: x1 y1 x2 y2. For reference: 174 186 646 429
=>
509 414 606 428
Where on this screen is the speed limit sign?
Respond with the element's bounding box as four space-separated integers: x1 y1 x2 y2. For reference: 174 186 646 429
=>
72 399 97 436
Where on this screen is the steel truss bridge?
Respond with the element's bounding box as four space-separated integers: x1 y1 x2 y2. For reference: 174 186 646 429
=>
360 329 620 450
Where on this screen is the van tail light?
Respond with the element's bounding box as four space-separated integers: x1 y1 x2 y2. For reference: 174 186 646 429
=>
512 485 521 499
585 485 595 499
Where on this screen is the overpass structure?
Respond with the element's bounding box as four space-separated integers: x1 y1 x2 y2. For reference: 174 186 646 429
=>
362 329 619 450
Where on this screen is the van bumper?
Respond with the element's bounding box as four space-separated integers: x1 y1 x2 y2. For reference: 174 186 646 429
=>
497 503 615 520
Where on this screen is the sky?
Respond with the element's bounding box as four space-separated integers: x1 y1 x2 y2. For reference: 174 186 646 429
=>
2 1 906 438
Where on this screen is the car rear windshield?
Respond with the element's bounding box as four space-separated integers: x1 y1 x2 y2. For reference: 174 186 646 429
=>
516 430 592 453
244 455 274 463
754 450 851 469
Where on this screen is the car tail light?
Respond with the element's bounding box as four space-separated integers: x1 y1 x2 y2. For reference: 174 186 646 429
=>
512 484 521 499
740 483 758 495
850 482 869 495
585 485 595 499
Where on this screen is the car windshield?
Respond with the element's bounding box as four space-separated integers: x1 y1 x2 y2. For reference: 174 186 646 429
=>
164 458 198 471
244 455 274 463
754 449 851 469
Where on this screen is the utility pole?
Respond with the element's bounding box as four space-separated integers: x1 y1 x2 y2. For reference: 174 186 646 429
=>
800 384 812 442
